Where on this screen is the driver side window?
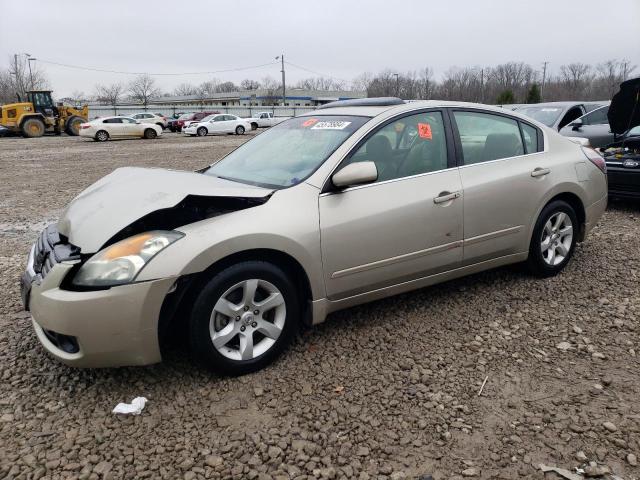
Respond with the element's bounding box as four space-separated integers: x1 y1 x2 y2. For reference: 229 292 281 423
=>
347 111 448 183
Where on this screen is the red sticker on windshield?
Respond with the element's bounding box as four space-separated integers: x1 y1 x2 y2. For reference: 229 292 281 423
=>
302 118 318 127
418 123 432 140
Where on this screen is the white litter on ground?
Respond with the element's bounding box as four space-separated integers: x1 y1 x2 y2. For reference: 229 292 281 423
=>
112 397 148 415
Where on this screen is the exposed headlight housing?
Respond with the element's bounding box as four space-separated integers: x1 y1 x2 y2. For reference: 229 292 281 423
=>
72 231 183 287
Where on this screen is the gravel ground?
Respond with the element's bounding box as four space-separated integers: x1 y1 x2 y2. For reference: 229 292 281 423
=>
0 133 639 480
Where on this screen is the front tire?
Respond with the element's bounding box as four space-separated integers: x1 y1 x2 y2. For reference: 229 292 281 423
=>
197 127 207 137
65 116 84 136
144 128 157 139
189 261 300 376
95 130 109 142
21 118 45 138
526 200 578 277
235 125 245 135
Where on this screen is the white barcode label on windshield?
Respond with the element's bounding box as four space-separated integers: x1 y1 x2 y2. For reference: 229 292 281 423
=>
311 121 352 130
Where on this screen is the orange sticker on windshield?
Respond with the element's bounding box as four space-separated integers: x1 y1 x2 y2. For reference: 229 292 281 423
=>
418 123 432 140
302 118 318 127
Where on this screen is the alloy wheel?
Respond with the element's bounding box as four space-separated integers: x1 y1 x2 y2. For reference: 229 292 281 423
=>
540 212 573 266
209 279 286 361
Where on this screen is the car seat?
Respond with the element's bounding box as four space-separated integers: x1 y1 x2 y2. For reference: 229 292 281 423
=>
365 135 394 181
482 133 523 162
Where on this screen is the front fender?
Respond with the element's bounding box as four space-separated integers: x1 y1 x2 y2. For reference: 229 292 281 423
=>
136 183 325 300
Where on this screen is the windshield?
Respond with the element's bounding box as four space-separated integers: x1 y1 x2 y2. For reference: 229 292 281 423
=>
515 106 563 126
178 113 193 120
205 115 370 188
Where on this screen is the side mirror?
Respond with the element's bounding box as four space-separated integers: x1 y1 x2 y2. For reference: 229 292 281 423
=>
332 162 378 189
570 119 583 131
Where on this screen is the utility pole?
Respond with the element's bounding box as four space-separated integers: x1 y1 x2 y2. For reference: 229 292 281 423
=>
26 53 35 90
540 61 548 102
276 55 286 106
393 73 399 97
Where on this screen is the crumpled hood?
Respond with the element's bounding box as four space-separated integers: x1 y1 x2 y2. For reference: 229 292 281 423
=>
58 167 273 252
608 77 640 135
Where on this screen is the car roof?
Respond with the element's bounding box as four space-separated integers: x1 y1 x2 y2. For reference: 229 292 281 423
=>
300 100 547 119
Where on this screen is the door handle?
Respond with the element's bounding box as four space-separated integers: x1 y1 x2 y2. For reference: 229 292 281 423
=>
531 167 551 178
433 191 461 204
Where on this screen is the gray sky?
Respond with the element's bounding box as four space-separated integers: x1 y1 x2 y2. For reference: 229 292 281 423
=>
1 0 639 97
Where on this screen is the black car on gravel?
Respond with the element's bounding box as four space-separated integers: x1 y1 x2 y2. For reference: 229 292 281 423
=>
600 78 640 198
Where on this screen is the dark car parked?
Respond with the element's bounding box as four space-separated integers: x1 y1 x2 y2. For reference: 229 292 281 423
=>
173 111 220 132
599 78 640 198
559 104 613 148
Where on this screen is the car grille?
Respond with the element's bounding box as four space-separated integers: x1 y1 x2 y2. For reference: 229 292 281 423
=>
33 225 81 279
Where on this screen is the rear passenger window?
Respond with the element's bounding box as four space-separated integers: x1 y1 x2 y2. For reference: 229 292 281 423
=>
347 111 449 182
521 123 539 154
453 111 524 164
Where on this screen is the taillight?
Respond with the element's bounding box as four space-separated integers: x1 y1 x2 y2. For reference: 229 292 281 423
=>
81 124 90 129
581 146 606 174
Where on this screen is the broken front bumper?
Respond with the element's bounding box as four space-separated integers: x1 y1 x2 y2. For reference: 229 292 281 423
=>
20 227 176 368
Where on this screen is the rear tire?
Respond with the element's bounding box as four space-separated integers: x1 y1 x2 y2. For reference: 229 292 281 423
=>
526 200 578 277
95 130 109 142
197 127 207 137
144 128 157 139
65 116 84 136
189 261 300 376
235 125 245 135
251 122 258 130
21 118 45 138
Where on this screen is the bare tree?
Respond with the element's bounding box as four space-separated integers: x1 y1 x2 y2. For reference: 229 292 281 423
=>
240 79 261 90
0 54 49 103
295 77 345 91
173 83 198 96
95 83 125 113
128 74 161 108
197 78 221 99
215 81 238 93
260 76 281 105
418 67 435 99
351 72 373 93
559 63 592 99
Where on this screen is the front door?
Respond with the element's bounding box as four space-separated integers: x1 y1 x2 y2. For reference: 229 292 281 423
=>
319 110 464 299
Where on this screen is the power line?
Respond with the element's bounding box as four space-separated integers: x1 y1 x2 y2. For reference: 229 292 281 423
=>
35 58 279 76
283 60 350 83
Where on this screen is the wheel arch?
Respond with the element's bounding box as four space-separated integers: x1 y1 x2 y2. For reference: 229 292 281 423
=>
531 191 586 245
19 114 46 127
158 248 314 342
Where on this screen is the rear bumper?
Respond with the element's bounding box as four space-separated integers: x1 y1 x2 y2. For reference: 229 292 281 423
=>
584 194 607 238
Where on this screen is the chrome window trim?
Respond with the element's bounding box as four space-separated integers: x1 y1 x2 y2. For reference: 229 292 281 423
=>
457 150 547 170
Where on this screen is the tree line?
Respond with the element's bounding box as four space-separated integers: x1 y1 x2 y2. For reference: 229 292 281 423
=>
0 56 636 107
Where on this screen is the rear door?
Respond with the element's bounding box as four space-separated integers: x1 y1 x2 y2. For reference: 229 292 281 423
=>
319 110 464 299
561 106 614 148
451 109 550 265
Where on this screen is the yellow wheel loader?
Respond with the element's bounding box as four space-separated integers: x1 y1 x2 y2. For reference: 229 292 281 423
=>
0 91 88 138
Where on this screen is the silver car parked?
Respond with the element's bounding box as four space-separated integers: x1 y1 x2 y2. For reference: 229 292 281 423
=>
21 98 608 375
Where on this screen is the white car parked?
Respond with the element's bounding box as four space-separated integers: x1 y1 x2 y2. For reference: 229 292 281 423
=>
183 114 251 137
79 117 163 142
130 112 167 129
